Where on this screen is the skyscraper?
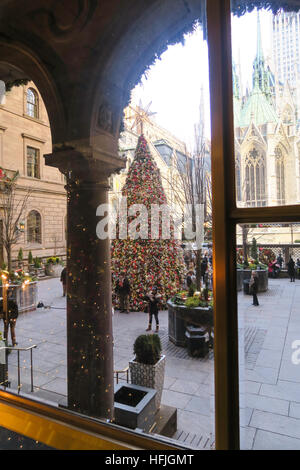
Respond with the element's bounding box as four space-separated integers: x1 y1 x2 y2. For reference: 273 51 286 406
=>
272 11 300 85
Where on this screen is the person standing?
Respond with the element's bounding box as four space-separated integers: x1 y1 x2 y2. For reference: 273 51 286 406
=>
287 256 296 282
277 253 283 268
296 258 300 279
250 271 259 306
60 267 67 296
1 289 19 346
186 271 195 289
115 273 131 313
201 256 208 283
145 286 161 332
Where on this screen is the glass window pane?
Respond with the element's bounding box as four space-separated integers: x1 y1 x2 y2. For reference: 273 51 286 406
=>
27 147 39 178
237 222 300 449
232 7 300 208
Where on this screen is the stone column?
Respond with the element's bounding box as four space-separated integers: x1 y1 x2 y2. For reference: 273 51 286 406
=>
45 148 124 420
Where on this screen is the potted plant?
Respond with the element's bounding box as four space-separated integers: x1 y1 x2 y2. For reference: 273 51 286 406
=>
129 334 165 411
28 250 33 271
45 256 63 277
167 288 214 347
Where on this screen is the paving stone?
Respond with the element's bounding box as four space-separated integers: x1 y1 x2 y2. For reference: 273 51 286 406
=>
253 429 300 450
161 389 192 410
246 366 279 385
260 380 300 403
184 396 212 416
169 379 202 395
240 426 256 450
289 402 300 419
250 410 300 440
246 392 289 416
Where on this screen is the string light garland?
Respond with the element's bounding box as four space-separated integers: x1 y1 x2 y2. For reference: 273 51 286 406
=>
111 134 185 311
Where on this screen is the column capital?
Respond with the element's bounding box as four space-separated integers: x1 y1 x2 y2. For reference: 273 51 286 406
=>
44 145 126 181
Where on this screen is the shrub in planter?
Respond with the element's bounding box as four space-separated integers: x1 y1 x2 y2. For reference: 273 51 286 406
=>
34 257 41 269
46 256 61 265
133 334 162 365
130 334 165 410
28 251 33 265
18 248 23 262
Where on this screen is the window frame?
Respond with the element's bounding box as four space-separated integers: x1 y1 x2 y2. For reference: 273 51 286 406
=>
26 146 40 179
26 87 39 119
27 210 42 245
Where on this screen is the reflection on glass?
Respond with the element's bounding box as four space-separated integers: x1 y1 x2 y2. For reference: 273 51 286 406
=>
237 222 300 449
232 7 300 208
0 14 216 450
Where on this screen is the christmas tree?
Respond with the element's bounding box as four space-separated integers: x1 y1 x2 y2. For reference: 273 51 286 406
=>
111 134 184 311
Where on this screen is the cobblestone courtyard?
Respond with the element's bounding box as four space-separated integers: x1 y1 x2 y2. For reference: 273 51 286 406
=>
2 276 300 450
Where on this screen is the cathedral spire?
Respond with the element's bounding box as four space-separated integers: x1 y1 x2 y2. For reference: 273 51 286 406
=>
253 10 265 91
256 10 263 64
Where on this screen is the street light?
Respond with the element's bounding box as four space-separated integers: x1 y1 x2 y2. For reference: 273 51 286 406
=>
1 274 8 340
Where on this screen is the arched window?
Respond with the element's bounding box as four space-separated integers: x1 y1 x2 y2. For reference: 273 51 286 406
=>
275 146 285 205
26 88 38 118
27 211 42 244
245 147 266 207
235 154 242 202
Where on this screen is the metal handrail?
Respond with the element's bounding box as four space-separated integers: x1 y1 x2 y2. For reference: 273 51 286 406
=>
0 345 37 393
114 366 129 384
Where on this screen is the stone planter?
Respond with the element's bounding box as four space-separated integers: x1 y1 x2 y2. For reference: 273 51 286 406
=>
167 299 213 347
129 354 165 411
114 383 156 432
45 263 63 278
242 269 268 293
4 282 38 313
237 269 243 291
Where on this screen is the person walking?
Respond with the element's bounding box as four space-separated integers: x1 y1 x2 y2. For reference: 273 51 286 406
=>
186 270 195 289
277 253 283 268
287 256 296 282
115 273 131 313
201 256 208 283
1 289 19 346
250 271 259 306
296 258 300 279
60 267 67 296
145 286 161 332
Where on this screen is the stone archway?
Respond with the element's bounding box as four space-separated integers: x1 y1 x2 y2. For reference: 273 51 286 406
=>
0 44 66 146
0 0 206 422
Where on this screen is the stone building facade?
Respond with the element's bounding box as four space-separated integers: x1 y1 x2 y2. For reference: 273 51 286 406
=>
0 81 66 266
234 13 300 244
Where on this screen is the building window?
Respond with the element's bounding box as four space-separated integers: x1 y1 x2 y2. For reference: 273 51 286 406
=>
27 210 42 244
26 88 38 118
275 147 285 204
245 147 266 206
235 155 242 201
27 146 40 178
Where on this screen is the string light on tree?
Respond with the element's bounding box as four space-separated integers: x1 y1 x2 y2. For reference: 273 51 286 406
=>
111 134 184 311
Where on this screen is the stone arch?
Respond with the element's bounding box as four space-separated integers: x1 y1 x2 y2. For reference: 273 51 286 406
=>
86 0 203 153
0 41 66 145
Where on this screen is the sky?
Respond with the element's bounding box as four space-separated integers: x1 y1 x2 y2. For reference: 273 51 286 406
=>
131 8 273 150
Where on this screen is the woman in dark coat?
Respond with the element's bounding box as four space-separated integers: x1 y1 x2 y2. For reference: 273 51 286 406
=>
1 289 19 346
287 256 296 282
